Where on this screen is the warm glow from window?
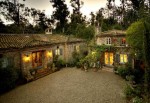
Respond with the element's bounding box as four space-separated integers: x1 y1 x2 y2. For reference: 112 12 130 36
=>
55 49 60 55
105 52 113 65
120 54 128 63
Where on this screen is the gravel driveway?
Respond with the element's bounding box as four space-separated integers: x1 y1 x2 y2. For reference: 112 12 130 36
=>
0 67 126 103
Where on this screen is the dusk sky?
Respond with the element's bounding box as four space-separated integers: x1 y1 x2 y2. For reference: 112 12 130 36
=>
21 0 121 17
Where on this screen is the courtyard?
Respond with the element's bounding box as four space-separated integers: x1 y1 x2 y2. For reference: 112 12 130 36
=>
0 67 126 103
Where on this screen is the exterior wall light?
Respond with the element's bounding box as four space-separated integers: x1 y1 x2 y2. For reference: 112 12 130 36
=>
23 54 30 62
47 50 52 57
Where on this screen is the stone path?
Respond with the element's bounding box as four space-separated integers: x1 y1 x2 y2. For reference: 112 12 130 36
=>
0 67 126 103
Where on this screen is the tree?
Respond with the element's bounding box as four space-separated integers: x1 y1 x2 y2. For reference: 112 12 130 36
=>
0 0 28 26
95 9 104 32
50 0 69 33
126 20 145 58
75 24 95 40
70 0 84 24
90 12 96 26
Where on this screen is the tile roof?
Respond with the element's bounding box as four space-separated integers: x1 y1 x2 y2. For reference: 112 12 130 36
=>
96 30 126 37
0 34 84 49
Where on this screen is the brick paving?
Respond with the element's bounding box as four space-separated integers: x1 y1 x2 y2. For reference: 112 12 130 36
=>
0 67 126 103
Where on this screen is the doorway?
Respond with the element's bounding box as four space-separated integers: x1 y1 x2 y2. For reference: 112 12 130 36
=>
104 52 114 66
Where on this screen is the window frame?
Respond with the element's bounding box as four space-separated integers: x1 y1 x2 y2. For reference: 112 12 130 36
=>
32 51 43 69
120 54 128 63
106 37 111 45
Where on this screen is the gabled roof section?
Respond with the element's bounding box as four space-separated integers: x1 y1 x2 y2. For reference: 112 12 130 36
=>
0 34 85 49
96 30 126 37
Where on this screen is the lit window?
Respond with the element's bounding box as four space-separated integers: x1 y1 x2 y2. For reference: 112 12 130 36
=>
32 51 43 68
55 46 63 56
106 37 111 45
55 49 60 55
120 54 128 63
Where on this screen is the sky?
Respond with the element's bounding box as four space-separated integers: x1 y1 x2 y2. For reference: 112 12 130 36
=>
21 0 121 17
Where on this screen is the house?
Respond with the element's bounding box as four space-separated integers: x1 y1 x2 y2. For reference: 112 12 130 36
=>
96 30 132 67
0 34 86 81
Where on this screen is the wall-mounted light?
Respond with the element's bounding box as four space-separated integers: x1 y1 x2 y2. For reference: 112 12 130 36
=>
23 54 30 62
47 50 52 57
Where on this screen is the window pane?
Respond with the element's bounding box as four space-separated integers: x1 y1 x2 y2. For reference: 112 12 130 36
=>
124 54 128 63
120 54 124 63
110 53 113 65
105 52 109 64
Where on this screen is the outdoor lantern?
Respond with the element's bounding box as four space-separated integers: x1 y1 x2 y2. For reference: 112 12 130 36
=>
23 54 30 62
47 50 52 57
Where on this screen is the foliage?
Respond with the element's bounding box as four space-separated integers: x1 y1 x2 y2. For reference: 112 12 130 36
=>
118 66 128 79
132 96 143 103
124 84 144 102
124 84 135 98
0 0 53 34
55 59 66 69
143 17 150 68
47 62 53 69
50 0 69 33
70 0 84 24
127 20 145 50
75 24 95 40
0 67 18 93
117 64 132 79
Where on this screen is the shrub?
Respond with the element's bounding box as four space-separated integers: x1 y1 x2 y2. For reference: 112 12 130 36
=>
124 85 135 98
134 85 143 97
132 96 143 103
76 61 82 68
118 67 128 79
0 67 18 93
117 65 133 79
47 62 53 69
72 51 86 67
55 59 65 69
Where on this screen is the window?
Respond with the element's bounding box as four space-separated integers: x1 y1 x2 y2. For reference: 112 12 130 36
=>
74 45 80 52
120 54 128 63
32 51 43 68
55 49 60 55
55 46 63 56
106 37 111 45
121 38 126 45
0 54 9 68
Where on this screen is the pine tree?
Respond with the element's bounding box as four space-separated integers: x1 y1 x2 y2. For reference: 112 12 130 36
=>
50 0 69 33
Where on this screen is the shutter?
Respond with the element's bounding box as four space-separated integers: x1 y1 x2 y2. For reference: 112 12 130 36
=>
115 54 120 63
128 54 132 63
